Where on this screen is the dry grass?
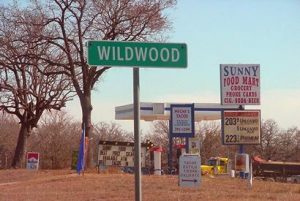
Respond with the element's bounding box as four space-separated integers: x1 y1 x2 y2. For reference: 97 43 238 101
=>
0 169 299 201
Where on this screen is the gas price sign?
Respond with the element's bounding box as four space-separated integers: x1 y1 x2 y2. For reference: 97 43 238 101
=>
222 110 261 145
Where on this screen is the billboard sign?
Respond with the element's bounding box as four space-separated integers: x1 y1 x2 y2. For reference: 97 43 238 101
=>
179 154 201 187
170 104 195 138
26 152 39 170
222 110 261 145
220 64 260 105
97 141 146 167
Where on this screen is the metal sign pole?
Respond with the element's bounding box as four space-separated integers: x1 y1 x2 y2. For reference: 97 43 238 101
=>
238 105 245 179
168 119 173 174
185 137 189 153
133 68 142 201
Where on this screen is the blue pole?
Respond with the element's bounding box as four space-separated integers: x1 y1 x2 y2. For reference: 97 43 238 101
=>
238 105 246 179
239 144 244 153
239 144 245 178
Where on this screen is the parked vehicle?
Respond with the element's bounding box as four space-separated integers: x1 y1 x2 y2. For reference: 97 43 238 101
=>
252 156 300 181
201 157 229 175
290 175 300 184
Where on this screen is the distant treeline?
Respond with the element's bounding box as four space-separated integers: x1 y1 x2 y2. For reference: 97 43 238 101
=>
0 111 299 169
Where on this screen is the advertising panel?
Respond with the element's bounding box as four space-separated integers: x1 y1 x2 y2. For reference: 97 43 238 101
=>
179 154 201 187
97 141 146 167
235 153 250 173
220 64 260 105
26 152 39 170
170 104 195 138
222 110 261 145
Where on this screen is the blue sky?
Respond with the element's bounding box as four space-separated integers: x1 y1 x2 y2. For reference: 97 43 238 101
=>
1 0 300 132
73 0 300 132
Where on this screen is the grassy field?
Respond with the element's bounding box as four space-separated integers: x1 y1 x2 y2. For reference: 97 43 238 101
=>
0 169 299 201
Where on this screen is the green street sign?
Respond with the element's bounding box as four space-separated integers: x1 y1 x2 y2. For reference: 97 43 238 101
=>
87 40 187 68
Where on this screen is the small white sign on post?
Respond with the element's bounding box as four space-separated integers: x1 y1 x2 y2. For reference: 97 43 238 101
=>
220 64 260 105
189 138 200 155
179 154 201 188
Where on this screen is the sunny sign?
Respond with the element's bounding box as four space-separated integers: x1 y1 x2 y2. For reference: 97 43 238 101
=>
170 104 195 138
87 40 187 68
222 110 261 145
220 64 260 105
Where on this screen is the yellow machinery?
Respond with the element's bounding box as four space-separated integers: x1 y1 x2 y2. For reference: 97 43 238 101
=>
201 157 229 175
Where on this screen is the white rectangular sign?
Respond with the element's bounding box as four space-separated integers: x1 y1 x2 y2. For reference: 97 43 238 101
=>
220 64 260 105
170 104 195 137
189 138 200 155
223 110 261 145
179 154 201 187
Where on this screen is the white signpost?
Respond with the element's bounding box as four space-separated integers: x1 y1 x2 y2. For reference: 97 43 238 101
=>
179 154 201 188
222 110 261 145
220 64 260 105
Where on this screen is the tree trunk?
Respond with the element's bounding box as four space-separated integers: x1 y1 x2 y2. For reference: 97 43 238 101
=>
81 94 93 168
12 124 30 168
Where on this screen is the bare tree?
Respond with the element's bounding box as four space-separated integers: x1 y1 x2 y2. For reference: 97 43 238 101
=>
294 129 300 161
0 5 73 167
29 111 81 169
195 121 232 163
147 120 231 166
148 119 299 167
0 113 19 169
147 120 169 147
31 0 176 166
145 120 169 168
254 119 280 160
276 127 299 161
85 121 133 166
93 121 133 142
